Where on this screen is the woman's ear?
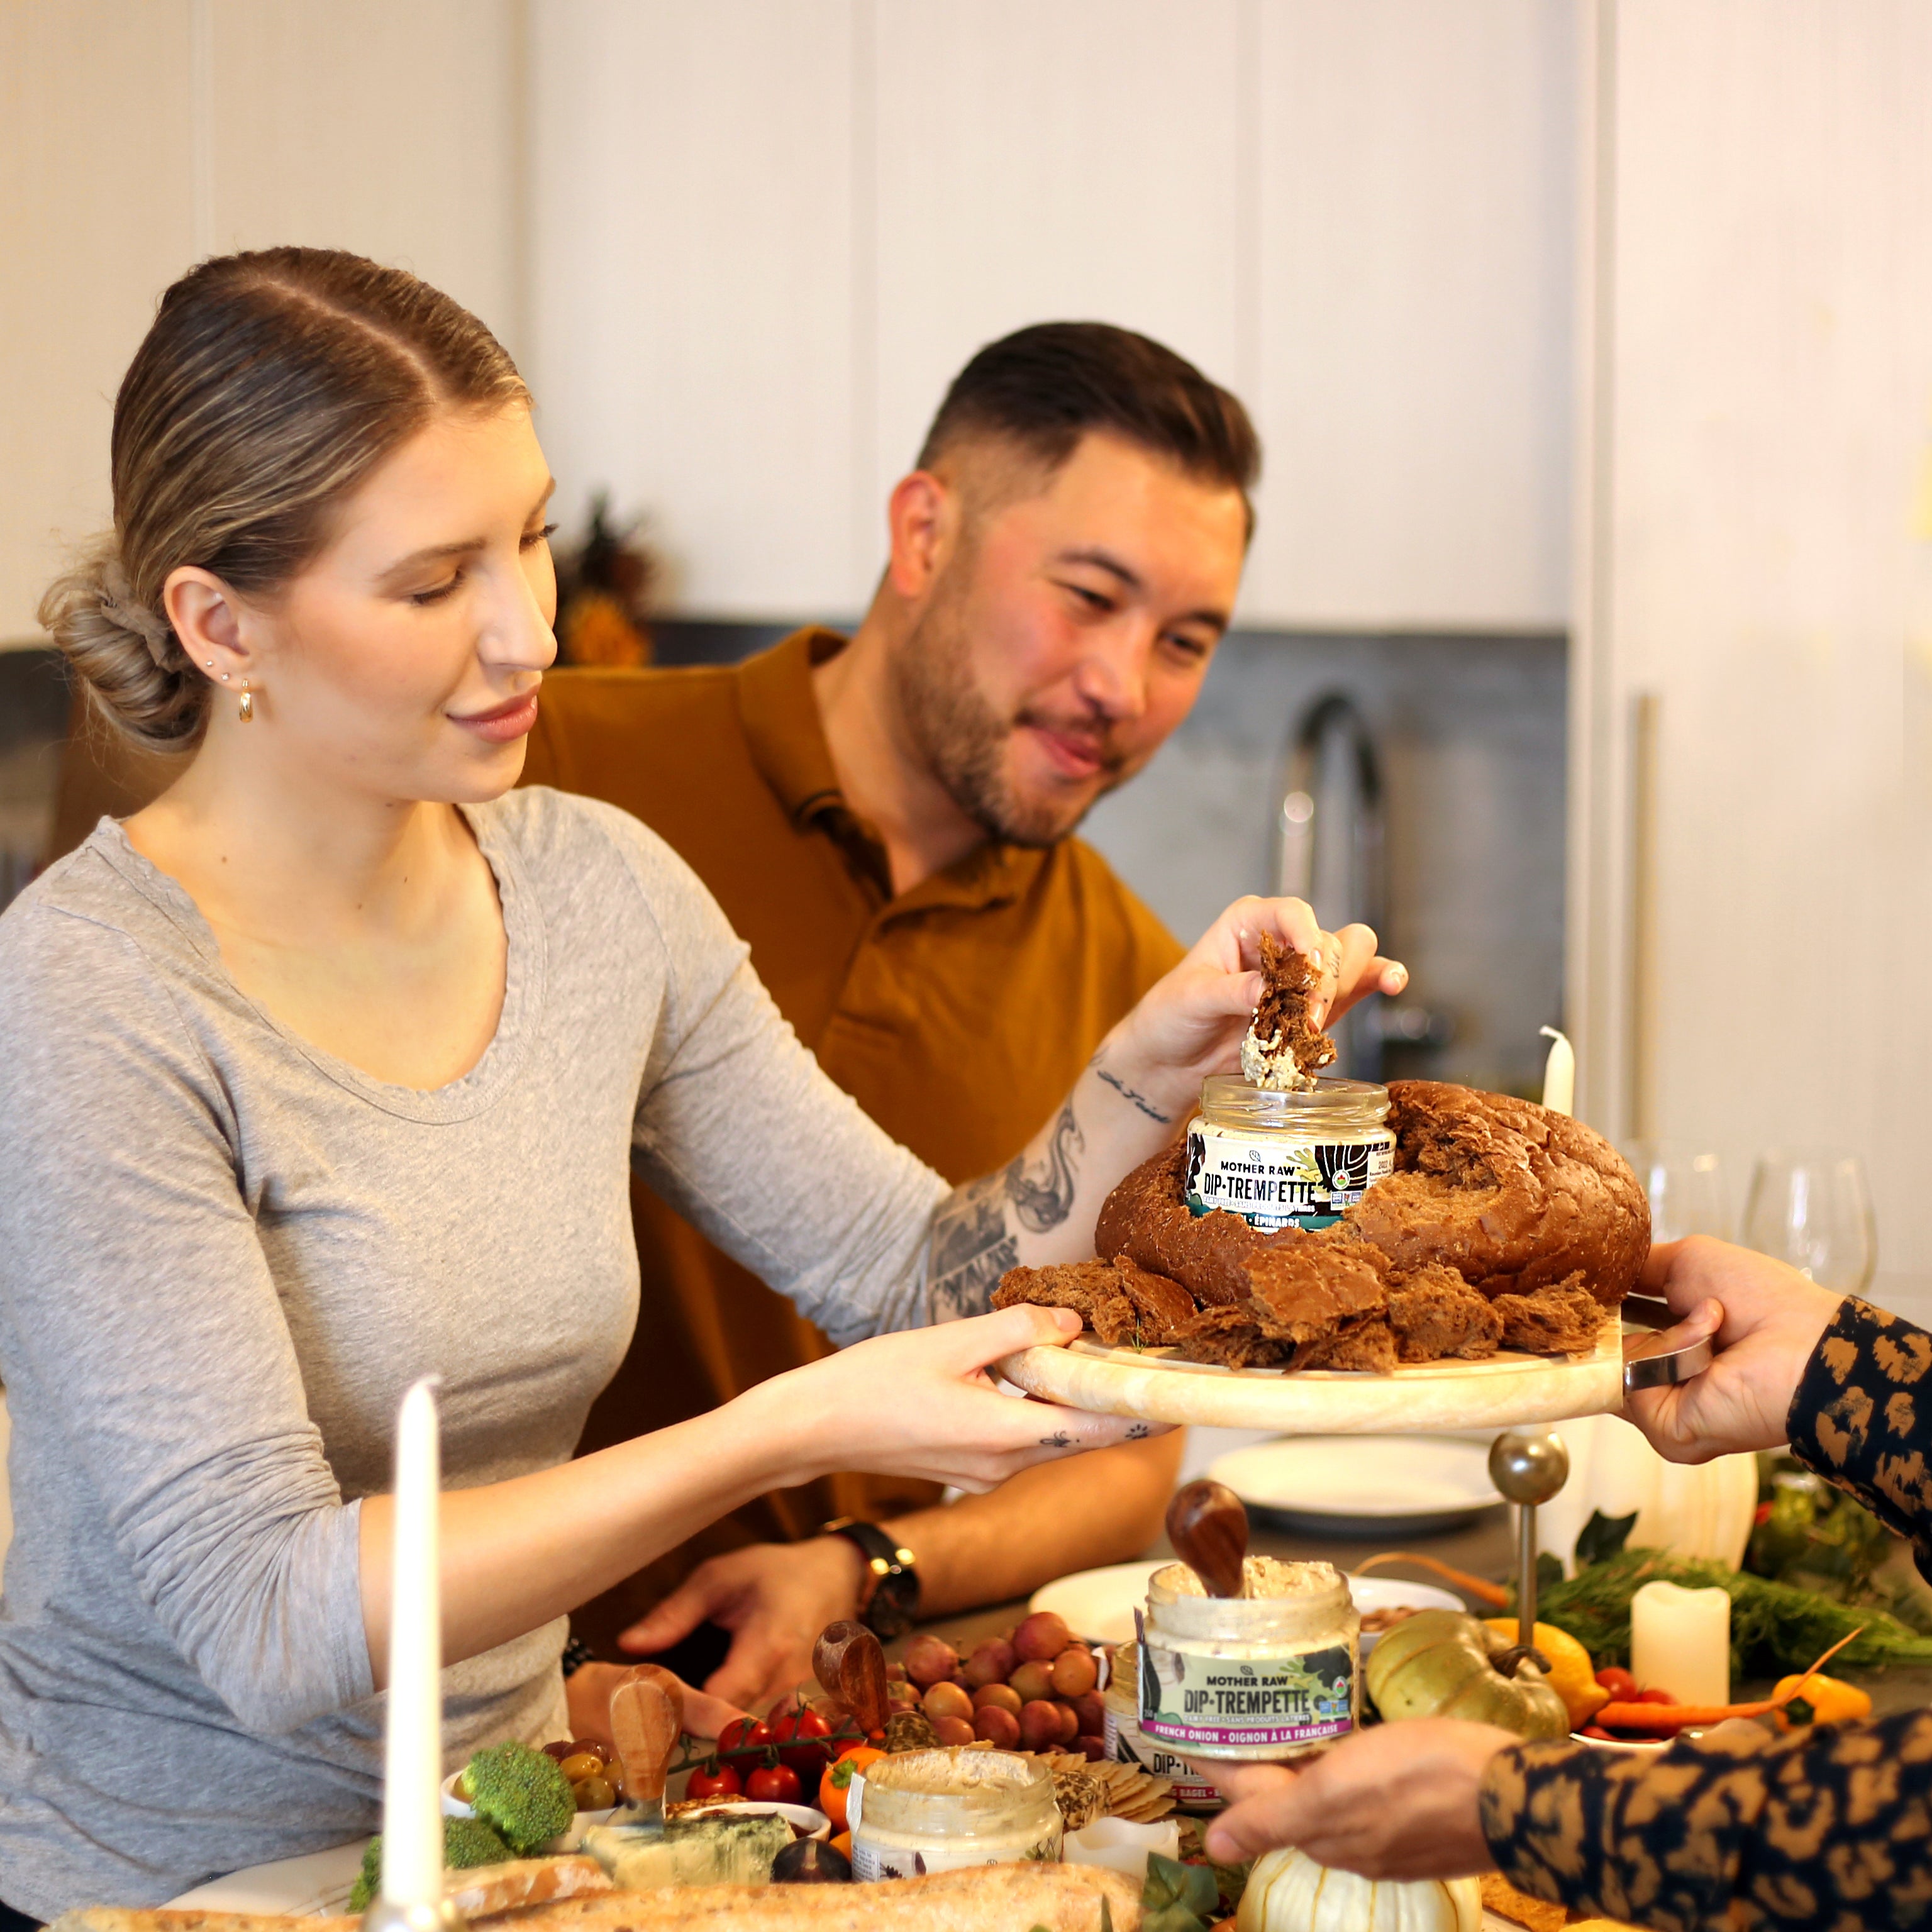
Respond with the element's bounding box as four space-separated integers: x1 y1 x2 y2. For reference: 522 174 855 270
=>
163 566 252 686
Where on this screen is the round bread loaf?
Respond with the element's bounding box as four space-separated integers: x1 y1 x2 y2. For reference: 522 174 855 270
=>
1097 1079 1648 1310
1349 1080 1648 1305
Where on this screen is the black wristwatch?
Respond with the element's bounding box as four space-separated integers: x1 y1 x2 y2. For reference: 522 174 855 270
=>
819 1516 921 1640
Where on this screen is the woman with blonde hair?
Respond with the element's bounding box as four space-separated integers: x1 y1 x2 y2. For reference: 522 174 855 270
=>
0 247 1400 1918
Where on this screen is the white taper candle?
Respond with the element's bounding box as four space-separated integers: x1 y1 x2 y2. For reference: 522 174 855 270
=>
380 1377 445 1912
1540 1025 1575 1117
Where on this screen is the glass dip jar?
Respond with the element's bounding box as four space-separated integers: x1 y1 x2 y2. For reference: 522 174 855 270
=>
1185 1075 1395 1233
1137 1557 1359 1762
1104 1641 1223 1811
848 1747 1062 1880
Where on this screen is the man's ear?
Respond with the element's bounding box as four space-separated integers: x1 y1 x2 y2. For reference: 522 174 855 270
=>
884 470 955 601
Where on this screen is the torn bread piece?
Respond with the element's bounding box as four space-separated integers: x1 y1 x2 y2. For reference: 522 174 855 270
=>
1111 1253 1198 1343
1240 931 1337 1092
992 1260 1137 1346
1492 1274 1607 1355
1386 1263 1505 1362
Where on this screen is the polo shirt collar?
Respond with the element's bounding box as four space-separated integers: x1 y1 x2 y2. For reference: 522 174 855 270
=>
734 626 1040 916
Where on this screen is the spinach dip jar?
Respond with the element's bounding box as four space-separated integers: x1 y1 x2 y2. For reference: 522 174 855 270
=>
1184 1075 1395 1233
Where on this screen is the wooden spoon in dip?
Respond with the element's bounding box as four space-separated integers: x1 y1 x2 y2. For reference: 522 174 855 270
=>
1167 1479 1249 1599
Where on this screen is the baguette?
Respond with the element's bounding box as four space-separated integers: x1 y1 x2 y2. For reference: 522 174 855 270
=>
444 1857 611 1916
52 1862 1140 1932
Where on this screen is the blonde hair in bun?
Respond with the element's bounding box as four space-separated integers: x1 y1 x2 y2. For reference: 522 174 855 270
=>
40 246 528 755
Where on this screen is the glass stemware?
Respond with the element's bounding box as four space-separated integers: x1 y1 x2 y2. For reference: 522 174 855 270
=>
1742 1150 1877 1292
1623 1141 1731 1243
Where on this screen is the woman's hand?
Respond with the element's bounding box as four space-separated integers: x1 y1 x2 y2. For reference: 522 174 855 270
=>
1102 896 1407 1121
1201 1719 1516 1879
737 1304 1166 1495
1624 1237 1843 1463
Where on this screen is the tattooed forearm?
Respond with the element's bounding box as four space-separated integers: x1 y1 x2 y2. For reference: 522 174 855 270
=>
1088 1047 1171 1125
1004 1097 1084 1233
928 1171 1020 1319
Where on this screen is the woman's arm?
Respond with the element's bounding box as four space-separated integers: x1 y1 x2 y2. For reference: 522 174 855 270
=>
358 1302 1145 1682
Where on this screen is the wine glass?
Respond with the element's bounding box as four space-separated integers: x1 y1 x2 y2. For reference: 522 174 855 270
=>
1742 1151 1877 1292
1623 1141 1731 1242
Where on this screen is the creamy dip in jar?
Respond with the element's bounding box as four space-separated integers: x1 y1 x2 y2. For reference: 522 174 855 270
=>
848 1747 1062 1880
1185 1075 1395 1233
1137 1557 1359 1762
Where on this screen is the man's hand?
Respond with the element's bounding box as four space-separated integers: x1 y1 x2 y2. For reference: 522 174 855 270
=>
1201 1719 1516 1879
1105 896 1407 1123
616 1536 870 1712
1624 1236 1844 1463
563 1658 748 1748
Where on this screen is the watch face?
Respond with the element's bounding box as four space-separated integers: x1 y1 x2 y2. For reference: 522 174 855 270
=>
865 1581 916 1640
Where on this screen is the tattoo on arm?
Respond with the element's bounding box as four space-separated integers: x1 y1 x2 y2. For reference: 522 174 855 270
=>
1004 1097 1083 1233
1089 1048 1172 1125
927 1171 1020 1320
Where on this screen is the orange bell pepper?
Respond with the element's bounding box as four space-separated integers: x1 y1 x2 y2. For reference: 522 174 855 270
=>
818 1745 886 1833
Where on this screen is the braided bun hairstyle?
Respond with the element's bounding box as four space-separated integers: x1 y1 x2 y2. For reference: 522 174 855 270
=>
38 248 528 755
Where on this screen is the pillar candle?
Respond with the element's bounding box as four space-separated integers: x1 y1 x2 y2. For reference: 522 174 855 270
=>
1540 1026 1575 1117
1629 1578 1729 1707
380 1377 445 1911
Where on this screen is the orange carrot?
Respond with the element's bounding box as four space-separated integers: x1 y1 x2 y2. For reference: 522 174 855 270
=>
1594 1629 1867 1737
1353 1552 1510 1609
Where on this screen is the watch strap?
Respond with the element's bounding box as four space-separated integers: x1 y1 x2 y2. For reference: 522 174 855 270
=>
819 1516 920 1639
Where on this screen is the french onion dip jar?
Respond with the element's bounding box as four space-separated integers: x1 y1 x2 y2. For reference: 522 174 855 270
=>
1185 1075 1395 1233
848 1747 1062 1880
1104 1641 1223 1811
1137 1557 1359 1762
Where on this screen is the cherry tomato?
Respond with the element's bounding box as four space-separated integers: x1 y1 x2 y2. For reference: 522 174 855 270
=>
769 1702 835 1792
747 1762 803 1804
1635 1685 1678 1705
686 1759 741 1802
717 1716 774 1760
1580 1725 1614 1741
1593 1666 1636 1699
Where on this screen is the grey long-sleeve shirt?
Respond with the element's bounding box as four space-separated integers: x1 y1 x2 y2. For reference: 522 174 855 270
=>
0 787 948 1917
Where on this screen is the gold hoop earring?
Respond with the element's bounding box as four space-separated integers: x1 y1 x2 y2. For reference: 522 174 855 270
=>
238 679 254 724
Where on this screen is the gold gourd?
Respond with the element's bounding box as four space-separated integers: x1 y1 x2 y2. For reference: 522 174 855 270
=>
1237 1846 1482 1932
1364 1610 1572 1739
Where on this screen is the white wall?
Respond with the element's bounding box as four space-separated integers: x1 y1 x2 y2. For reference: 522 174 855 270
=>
529 0 1575 631
1572 0 1932 1282
0 0 525 643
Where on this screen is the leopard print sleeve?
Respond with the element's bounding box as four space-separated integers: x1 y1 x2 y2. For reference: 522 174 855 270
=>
1479 1709 1932 1929
1475 1298 1932 1928
1785 1296 1932 1571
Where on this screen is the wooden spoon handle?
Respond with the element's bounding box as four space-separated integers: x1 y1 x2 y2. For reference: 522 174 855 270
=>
1166 1478 1250 1599
813 1620 890 1739
608 1666 684 1806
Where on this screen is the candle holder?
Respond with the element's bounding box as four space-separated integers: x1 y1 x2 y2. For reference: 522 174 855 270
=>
1488 1428 1570 1662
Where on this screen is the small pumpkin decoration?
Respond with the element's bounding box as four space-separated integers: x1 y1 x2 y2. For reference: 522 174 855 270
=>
1236 1845 1482 1932
1363 1610 1572 1740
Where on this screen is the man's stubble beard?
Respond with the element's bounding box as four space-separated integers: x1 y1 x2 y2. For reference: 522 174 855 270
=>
889 557 1132 850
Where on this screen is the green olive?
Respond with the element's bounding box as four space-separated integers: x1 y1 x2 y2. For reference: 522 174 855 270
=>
558 1752 605 1784
573 1775 616 1811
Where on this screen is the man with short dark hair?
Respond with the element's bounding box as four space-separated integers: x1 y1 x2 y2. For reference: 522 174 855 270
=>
526 324 1394 1713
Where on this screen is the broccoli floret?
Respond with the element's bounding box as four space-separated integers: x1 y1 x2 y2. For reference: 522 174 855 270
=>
348 1816 513 1911
464 1740 575 1856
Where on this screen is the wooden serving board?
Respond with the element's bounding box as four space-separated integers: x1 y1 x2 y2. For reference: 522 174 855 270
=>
994 1322 1626 1434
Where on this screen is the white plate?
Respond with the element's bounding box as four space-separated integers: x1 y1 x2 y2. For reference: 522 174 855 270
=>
1208 1435 1503 1536
1030 1562 1467 1650
166 1840 369 1915
1030 1561 1169 1645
